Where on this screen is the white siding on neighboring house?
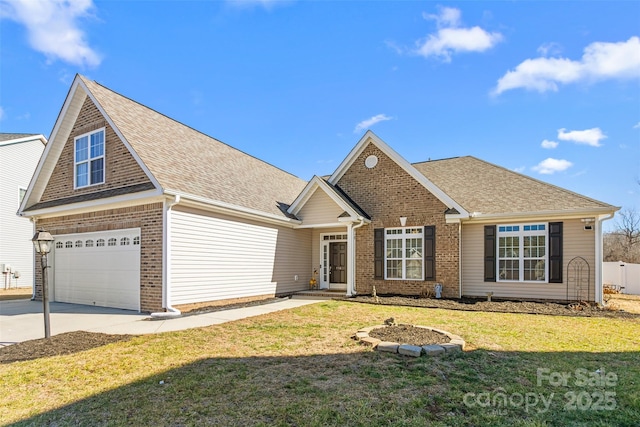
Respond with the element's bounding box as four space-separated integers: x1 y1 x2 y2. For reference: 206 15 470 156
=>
297 189 345 225
169 207 311 305
462 218 596 301
0 136 45 290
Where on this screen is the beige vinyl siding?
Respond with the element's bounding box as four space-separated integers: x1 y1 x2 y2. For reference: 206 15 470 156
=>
0 138 45 290
169 207 311 305
297 189 345 225
461 219 596 301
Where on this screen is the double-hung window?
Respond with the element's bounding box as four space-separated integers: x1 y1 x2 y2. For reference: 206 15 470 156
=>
385 227 424 280
497 224 547 282
75 128 105 188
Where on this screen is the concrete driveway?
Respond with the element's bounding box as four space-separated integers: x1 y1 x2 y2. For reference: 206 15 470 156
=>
0 297 326 346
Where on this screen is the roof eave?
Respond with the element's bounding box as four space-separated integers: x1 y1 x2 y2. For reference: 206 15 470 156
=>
165 189 302 227
462 206 620 223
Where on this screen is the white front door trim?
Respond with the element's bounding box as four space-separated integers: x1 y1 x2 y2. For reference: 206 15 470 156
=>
319 232 347 290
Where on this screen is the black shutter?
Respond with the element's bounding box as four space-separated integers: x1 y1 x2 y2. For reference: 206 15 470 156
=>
549 222 563 283
374 228 384 280
424 226 436 280
484 225 496 282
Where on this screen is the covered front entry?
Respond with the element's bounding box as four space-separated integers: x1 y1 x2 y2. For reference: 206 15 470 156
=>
320 233 347 290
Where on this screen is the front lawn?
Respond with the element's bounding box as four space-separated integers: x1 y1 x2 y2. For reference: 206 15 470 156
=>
1 301 638 426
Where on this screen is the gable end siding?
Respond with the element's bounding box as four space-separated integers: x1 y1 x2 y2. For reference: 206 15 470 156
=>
40 97 152 204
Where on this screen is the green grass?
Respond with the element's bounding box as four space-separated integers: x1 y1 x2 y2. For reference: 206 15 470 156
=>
1 301 639 426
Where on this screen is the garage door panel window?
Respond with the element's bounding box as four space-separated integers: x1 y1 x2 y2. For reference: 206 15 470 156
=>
120 237 130 245
86 240 94 247
74 128 105 188
108 238 117 246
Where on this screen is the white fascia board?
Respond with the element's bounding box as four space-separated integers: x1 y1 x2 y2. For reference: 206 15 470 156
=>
77 78 162 192
328 130 469 218
462 206 620 224
164 189 302 227
19 189 164 219
288 175 362 219
294 222 346 229
0 134 47 147
18 78 86 215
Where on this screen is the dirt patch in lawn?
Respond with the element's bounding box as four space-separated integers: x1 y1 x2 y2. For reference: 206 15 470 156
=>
368 325 451 347
0 331 135 364
343 295 640 319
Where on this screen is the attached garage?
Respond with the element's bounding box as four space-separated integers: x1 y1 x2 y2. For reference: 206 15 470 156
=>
51 228 141 311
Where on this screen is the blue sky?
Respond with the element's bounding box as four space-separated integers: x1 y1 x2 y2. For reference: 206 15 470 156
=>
1 0 639 229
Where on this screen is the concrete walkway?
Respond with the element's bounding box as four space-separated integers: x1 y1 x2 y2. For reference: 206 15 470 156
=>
0 297 328 346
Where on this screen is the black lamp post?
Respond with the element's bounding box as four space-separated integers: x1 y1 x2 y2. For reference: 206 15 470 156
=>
32 229 54 338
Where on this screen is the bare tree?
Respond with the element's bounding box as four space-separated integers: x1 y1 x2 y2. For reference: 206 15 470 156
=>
604 208 640 263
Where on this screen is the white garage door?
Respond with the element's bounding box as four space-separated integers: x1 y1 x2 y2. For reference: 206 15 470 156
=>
52 228 141 311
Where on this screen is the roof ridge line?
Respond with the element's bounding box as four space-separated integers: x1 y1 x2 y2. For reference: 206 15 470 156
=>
468 155 615 208
85 76 305 183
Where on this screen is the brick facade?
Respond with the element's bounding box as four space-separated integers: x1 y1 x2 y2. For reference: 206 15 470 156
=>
337 143 460 298
34 203 164 312
41 97 151 203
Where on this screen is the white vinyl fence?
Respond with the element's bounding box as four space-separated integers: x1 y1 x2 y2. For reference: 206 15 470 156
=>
603 262 640 295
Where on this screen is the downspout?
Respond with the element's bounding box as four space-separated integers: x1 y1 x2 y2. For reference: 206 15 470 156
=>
347 217 366 297
458 222 462 299
151 195 181 318
595 213 615 305
30 217 38 301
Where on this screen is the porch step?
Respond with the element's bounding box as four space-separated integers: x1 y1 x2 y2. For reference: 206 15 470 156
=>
292 290 346 299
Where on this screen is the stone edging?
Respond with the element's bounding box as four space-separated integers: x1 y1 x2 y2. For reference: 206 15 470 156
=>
355 324 466 358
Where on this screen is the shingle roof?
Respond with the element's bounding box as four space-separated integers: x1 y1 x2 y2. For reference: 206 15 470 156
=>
0 133 40 142
81 76 307 218
413 156 615 215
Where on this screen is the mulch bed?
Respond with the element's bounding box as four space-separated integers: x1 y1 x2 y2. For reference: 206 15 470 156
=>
0 331 135 364
342 295 640 319
369 325 451 347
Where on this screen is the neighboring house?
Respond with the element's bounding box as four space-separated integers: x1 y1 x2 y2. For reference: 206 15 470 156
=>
0 133 47 291
19 75 618 312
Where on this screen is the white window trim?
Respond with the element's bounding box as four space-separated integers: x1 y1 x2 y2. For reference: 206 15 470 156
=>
319 232 348 288
497 223 549 283
384 227 424 281
74 127 105 189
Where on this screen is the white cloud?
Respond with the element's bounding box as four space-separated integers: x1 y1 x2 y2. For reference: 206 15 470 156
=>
532 158 573 174
541 139 558 149
537 42 562 57
557 127 606 147
354 114 393 133
0 106 4 121
1 0 101 67
414 7 502 62
226 0 293 9
633 122 640 129
493 37 640 95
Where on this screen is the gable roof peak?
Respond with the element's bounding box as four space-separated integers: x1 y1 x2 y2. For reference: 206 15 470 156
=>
328 131 468 218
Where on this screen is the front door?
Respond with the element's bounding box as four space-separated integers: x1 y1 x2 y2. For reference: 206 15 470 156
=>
329 242 347 286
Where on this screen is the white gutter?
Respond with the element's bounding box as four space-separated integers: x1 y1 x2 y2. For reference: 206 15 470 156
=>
595 212 615 305
152 194 182 318
347 217 366 297
465 207 618 223
164 189 302 228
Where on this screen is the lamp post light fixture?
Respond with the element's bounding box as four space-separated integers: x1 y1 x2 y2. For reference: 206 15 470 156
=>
32 229 54 338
